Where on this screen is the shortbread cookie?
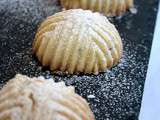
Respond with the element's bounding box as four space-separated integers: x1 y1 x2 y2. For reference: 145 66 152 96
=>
0 74 94 120
33 9 123 74
60 0 133 16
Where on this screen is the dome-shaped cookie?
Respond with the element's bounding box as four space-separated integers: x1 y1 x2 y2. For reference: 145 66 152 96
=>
60 0 133 16
0 74 94 120
33 9 123 74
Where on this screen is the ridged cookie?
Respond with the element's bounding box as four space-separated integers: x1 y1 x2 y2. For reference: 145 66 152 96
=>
0 74 94 120
60 0 133 16
33 9 123 74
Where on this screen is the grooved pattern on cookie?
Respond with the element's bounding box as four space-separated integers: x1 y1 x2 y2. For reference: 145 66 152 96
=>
60 0 133 16
0 74 94 120
33 9 122 74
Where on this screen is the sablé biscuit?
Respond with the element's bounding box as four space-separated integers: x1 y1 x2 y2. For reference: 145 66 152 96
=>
0 74 94 120
60 0 134 16
33 9 123 74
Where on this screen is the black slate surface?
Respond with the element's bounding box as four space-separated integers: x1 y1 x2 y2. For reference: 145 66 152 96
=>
0 0 159 120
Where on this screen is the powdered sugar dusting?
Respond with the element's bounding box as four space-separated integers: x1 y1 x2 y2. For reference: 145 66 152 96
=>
0 0 158 120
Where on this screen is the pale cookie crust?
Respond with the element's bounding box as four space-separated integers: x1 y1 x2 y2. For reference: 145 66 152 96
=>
33 9 123 74
0 74 94 120
60 0 134 16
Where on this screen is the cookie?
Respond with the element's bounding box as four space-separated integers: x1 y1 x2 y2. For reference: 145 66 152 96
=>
33 9 122 74
60 0 133 16
0 74 94 120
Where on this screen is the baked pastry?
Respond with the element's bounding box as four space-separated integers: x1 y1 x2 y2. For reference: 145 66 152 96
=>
60 0 134 16
33 9 122 74
0 74 94 120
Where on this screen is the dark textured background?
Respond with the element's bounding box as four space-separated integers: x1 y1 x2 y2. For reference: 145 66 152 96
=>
0 0 159 120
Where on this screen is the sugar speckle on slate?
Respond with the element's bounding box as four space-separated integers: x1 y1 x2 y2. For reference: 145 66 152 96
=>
130 7 138 15
0 0 158 120
87 95 96 99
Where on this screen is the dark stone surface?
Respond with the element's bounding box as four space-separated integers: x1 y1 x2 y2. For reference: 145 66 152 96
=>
0 0 159 120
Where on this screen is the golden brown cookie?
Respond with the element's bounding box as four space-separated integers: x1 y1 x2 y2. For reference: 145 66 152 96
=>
33 9 123 74
0 74 95 120
60 0 133 16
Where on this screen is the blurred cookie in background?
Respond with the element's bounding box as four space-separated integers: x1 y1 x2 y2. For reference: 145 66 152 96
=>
60 0 134 16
